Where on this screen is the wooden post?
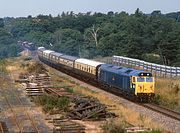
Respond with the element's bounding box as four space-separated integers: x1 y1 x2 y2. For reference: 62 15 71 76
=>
165 67 167 78
176 68 178 77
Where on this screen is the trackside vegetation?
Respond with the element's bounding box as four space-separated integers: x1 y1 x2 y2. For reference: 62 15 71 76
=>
1 9 180 66
34 94 70 113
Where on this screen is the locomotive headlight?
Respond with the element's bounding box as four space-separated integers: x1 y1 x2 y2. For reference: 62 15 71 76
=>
133 84 135 88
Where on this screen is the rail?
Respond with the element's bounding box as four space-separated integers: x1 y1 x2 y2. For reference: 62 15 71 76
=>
142 103 180 121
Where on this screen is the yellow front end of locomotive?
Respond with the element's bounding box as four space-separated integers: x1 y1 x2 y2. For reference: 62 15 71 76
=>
132 77 155 95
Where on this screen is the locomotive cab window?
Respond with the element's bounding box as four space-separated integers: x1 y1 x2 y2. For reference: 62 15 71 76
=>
137 77 145 82
146 77 153 82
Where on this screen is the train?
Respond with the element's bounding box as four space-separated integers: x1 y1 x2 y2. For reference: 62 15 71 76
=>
37 47 155 102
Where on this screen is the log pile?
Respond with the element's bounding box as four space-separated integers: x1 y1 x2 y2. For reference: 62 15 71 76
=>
30 73 52 88
69 96 116 120
26 83 44 96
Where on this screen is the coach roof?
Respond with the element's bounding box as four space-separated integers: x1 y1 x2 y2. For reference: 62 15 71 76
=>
50 52 63 57
43 50 54 54
60 55 78 61
75 58 104 67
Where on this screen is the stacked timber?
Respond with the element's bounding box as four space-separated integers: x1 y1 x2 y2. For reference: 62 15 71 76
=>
69 96 116 120
25 73 52 96
52 119 85 133
26 83 44 96
32 73 52 88
125 127 152 132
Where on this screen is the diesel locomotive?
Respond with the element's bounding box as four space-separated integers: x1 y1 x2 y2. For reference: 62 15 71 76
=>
37 47 155 102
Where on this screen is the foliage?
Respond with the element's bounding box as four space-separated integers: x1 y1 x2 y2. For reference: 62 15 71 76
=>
1 10 180 65
34 94 70 113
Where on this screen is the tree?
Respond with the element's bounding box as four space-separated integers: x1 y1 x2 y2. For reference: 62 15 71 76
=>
53 28 83 56
0 18 4 28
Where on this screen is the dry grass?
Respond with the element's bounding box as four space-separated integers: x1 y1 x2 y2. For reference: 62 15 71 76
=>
5 57 46 80
155 77 180 112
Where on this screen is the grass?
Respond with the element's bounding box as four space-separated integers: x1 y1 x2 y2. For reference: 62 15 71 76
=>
155 77 180 112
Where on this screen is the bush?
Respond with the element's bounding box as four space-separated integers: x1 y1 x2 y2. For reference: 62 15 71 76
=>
57 96 70 111
43 104 54 113
153 94 161 105
34 94 70 113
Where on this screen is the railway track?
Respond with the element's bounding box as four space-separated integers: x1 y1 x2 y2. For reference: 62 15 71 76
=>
142 103 180 121
0 74 40 133
0 121 8 133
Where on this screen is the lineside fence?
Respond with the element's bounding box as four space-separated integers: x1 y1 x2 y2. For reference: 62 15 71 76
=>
109 55 180 77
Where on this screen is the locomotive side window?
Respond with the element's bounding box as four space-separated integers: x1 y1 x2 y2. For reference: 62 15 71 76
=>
132 77 136 82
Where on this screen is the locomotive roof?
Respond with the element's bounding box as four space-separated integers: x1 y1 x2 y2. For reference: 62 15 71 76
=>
50 52 63 57
60 55 78 61
75 58 104 67
100 64 152 76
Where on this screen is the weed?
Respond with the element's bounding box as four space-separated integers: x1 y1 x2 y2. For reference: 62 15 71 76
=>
174 84 179 94
143 129 162 133
57 96 70 111
66 88 74 93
